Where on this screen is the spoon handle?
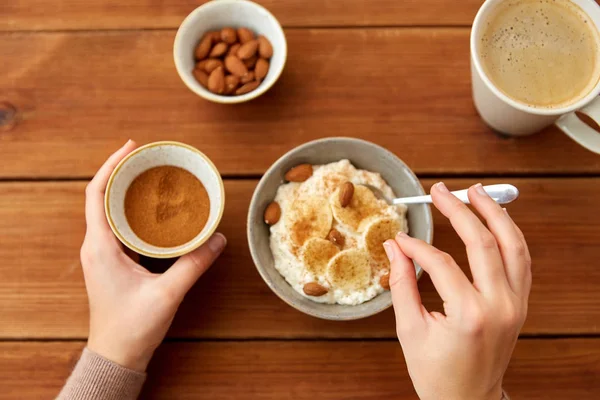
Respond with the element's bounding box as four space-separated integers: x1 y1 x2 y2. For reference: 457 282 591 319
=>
392 184 519 205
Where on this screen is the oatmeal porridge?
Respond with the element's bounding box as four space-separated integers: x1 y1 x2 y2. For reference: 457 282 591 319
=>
265 160 408 305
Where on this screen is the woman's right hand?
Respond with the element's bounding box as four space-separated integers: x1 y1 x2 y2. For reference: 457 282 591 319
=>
384 182 531 400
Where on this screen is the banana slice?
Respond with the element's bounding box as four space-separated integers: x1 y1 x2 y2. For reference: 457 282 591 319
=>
286 196 333 247
326 249 372 292
330 185 384 232
357 214 383 233
364 217 405 268
301 238 340 276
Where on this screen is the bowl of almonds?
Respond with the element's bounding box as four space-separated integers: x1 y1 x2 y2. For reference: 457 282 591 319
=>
174 0 286 103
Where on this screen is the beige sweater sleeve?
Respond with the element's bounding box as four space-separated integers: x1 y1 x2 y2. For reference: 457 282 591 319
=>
56 348 146 400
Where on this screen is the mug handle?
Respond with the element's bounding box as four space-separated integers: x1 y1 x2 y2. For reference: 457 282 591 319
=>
555 97 600 155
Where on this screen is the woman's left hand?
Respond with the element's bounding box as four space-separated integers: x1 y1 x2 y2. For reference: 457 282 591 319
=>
80 140 227 372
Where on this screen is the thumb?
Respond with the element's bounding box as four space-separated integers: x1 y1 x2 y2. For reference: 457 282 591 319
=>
384 239 426 338
160 233 227 300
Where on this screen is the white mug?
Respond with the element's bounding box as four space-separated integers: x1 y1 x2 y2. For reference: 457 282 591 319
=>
471 0 600 154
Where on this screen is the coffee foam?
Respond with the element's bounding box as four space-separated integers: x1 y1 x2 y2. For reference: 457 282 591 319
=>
479 0 600 109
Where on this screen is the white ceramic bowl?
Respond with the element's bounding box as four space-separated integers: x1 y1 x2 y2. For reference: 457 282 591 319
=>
174 0 287 104
105 141 225 258
247 138 434 320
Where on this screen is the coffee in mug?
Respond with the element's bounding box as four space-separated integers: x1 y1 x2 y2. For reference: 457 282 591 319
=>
471 0 600 154
478 0 600 109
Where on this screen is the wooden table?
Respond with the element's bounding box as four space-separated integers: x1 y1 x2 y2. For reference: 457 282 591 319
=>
2 1 600 398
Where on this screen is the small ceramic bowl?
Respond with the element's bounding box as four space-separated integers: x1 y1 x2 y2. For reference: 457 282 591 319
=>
247 137 434 320
105 141 225 259
173 0 287 104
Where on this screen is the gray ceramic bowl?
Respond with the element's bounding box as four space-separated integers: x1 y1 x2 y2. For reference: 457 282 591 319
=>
247 137 433 320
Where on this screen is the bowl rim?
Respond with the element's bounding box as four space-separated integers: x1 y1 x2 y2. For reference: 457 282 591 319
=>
173 0 288 104
247 137 434 320
104 140 226 259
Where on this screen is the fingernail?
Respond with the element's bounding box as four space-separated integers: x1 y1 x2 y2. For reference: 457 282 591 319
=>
124 139 133 146
474 183 488 197
502 208 509 215
396 231 408 239
208 233 227 253
383 241 394 262
435 182 449 193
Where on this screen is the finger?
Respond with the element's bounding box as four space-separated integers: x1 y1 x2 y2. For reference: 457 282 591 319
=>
505 208 532 298
506 210 532 277
384 240 427 336
431 182 508 294
395 232 474 304
160 233 227 301
468 184 531 296
85 140 137 237
508 213 532 310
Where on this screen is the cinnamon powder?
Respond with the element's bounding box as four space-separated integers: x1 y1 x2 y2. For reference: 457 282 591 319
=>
124 166 210 248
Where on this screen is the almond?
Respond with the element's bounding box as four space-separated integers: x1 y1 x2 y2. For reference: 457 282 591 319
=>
220 27 237 44
207 67 225 94
255 58 269 81
209 42 229 58
303 282 328 297
264 201 281 225
208 30 222 43
235 80 260 95
228 43 241 57
224 55 248 77
380 273 390 290
192 68 209 88
327 228 345 247
243 54 258 69
195 59 208 71
257 35 274 58
237 27 255 43
240 71 255 84
237 40 258 60
339 181 355 207
284 164 313 182
194 35 213 60
204 58 224 73
224 75 240 95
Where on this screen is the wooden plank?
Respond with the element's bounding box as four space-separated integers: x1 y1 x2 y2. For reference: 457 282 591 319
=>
0 0 485 31
2 29 600 178
1 339 599 399
0 178 598 339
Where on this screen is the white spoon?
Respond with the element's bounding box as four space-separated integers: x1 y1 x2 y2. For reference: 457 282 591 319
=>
364 184 520 205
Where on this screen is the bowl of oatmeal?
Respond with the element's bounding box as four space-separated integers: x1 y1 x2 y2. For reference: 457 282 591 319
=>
247 138 433 320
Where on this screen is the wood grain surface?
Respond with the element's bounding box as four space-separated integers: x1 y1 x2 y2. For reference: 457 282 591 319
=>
2 1 598 397
1 339 599 399
1 178 598 339
2 29 600 178
0 0 486 31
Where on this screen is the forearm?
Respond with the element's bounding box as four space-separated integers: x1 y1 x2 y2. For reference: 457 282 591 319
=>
57 348 146 400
